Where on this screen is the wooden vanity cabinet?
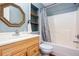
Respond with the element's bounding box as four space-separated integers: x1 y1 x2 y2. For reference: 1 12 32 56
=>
0 36 40 56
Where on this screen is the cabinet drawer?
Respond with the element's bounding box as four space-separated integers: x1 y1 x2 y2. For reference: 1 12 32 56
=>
27 44 40 56
2 44 27 56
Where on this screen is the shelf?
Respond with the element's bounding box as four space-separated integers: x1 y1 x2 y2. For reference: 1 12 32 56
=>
31 22 38 25
73 40 79 43
31 13 38 18
31 15 38 18
31 19 38 23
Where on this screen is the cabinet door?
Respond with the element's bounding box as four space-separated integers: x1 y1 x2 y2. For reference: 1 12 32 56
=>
14 49 26 56
27 44 40 56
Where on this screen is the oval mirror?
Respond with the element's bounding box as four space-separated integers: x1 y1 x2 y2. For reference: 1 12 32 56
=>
0 3 25 27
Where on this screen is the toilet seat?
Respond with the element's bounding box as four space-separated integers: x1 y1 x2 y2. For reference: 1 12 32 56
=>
40 43 53 55
40 43 53 50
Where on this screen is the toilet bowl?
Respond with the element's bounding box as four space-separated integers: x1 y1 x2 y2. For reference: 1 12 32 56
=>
40 42 53 55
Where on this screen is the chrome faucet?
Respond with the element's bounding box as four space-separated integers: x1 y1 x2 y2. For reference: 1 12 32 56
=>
13 28 20 36
15 29 19 35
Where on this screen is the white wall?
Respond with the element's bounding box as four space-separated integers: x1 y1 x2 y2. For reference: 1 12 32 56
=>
48 11 78 48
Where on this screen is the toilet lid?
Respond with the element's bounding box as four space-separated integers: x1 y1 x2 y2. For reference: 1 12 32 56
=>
40 43 53 50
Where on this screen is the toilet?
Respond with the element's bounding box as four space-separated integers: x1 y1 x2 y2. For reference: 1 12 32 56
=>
40 42 53 55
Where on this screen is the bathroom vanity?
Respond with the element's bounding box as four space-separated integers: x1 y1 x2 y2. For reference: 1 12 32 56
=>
0 3 40 56
0 32 40 56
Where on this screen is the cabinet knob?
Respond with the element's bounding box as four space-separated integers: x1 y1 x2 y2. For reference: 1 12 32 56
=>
34 50 37 53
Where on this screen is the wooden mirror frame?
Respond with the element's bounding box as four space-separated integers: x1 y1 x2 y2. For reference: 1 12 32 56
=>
0 3 25 27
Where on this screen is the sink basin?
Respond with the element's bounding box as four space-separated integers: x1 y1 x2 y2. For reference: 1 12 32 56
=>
0 32 39 46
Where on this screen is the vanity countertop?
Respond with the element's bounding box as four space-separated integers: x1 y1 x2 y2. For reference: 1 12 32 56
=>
0 32 39 46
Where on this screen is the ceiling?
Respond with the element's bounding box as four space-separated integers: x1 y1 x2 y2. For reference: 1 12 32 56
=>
42 3 55 7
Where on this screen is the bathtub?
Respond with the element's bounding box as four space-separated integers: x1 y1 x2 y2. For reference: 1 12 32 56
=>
51 43 79 56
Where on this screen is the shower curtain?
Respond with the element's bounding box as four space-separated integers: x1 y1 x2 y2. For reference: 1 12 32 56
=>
39 8 51 42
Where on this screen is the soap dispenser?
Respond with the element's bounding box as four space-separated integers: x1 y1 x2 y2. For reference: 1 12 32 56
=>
28 20 32 33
